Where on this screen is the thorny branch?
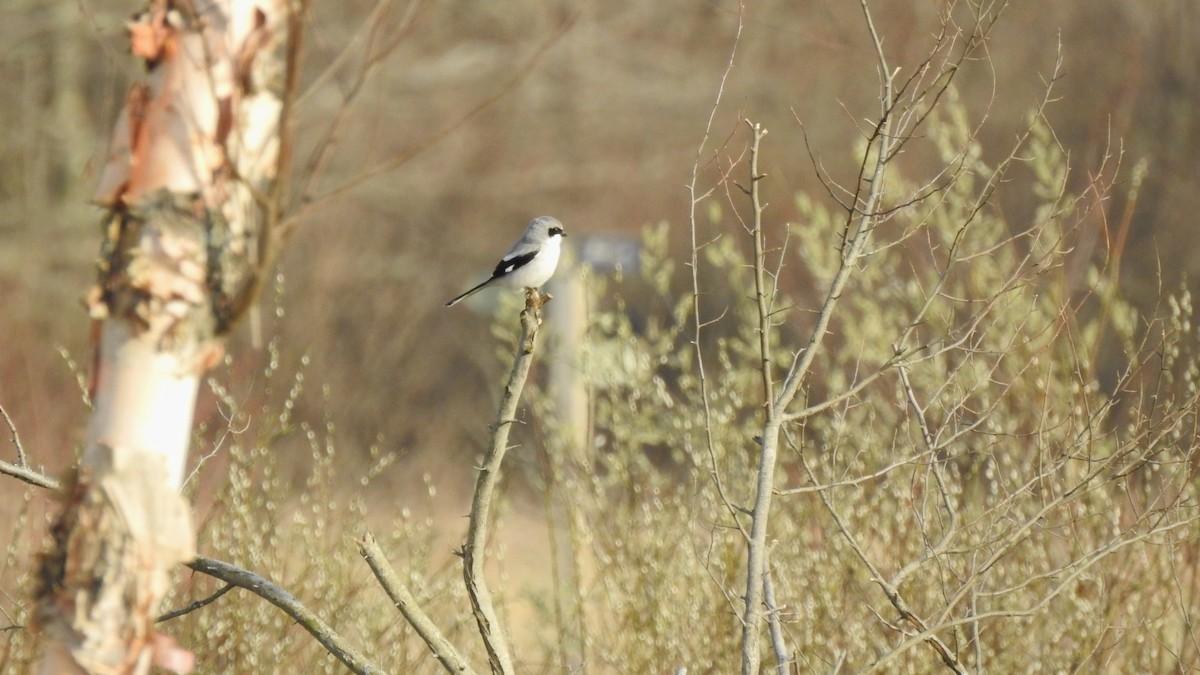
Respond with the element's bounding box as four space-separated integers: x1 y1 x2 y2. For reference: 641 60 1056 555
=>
1 400 64 497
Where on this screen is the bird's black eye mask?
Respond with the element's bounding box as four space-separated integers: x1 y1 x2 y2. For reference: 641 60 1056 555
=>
549 226 565 237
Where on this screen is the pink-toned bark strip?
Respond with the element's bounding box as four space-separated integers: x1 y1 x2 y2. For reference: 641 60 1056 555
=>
36 1 286 673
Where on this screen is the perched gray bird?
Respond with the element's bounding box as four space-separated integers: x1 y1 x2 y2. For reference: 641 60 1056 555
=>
445 216 567 307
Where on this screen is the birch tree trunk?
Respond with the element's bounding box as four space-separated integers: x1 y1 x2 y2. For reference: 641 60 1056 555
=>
35 0 289 672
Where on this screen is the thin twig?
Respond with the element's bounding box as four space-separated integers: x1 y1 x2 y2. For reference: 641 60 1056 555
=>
182 400 249 489
155 584 235 623
748 120 775 413
892 366 958 586
0 403 25 467
795 432 965 674
687 0 747 541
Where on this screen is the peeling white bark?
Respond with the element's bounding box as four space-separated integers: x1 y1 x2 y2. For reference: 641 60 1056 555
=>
87 321 202 489
36 0 287 672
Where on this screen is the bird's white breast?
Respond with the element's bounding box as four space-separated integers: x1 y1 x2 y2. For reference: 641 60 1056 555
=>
501 235 562 289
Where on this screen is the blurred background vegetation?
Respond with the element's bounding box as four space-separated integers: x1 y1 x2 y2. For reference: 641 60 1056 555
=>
2 0 1198 485
2 1 1200 672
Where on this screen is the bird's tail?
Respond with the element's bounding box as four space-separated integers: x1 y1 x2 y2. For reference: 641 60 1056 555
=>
444 278 493 307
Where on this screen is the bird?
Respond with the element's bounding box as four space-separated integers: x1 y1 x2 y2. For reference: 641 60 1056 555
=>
445 216 567 307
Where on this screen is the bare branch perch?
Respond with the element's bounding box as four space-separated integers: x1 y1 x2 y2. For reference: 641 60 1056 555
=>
460 288 547 675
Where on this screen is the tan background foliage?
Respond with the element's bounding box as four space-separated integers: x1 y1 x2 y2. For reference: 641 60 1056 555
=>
2 1 1200 672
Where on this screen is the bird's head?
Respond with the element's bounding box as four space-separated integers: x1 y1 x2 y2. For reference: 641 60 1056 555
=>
530 215 566 240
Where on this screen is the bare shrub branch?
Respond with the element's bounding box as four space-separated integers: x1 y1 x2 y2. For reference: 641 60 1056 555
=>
186 556 383 674
358 532 477 674
735 3 1082 673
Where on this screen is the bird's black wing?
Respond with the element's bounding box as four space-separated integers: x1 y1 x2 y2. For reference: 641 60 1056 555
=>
492 249 538 278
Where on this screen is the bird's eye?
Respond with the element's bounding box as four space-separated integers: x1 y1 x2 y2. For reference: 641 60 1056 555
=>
549 226 564 237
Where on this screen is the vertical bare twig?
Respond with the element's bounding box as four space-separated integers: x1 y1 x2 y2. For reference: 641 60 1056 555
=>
747 121 775 413
0 409 57 488
741 24 898 663
0 403 26 467
688 0 748 571
741 117 788 675
762 554 790 675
